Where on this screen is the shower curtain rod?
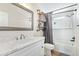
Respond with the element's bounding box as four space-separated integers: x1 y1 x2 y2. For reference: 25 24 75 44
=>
48 4 78 14
51 9 77 15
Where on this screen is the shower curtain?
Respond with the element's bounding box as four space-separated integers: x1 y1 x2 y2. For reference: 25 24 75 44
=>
43 13 53 44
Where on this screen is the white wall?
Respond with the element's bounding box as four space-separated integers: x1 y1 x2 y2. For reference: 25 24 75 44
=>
74 4 79 55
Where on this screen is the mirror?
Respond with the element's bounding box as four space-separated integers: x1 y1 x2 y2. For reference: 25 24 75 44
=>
0 3 33 31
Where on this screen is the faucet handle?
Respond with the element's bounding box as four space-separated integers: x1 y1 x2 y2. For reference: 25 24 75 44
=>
20 34 25 39
20 34 22 39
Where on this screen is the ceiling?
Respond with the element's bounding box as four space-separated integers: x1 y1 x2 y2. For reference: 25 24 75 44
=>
35 3 74 13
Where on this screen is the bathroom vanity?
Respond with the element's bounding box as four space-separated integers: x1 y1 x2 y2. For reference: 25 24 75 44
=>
0 37 44 56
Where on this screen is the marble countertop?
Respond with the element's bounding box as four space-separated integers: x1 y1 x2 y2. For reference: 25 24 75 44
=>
0 37 45 56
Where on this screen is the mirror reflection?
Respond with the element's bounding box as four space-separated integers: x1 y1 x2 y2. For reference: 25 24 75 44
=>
0 3 33 30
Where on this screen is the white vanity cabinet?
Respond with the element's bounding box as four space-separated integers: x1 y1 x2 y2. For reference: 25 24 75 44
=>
8 39 44 56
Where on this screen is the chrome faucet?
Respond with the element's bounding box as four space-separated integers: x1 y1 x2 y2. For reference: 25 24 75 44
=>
20 34 25 39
